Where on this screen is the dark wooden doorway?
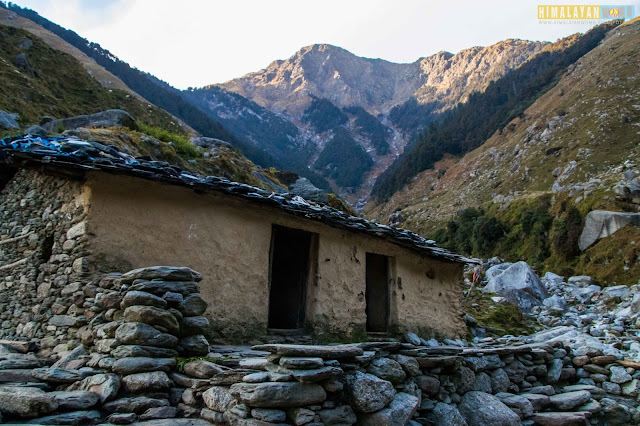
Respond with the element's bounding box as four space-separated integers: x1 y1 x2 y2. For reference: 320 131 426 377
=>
268 225 312 329
366 253 390 332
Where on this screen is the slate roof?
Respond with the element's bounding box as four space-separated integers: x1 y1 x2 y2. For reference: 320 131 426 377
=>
1 135 477 264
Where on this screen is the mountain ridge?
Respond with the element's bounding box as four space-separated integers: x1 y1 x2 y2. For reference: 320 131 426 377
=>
196 39 546 204
365 18 640 283
217 40 547 119
2 0 548 203
370 22 617 202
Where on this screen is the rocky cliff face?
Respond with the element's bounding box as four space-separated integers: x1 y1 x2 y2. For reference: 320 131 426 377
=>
219 44 418 117
412 39 546 111
219 41 546 118
191 41 545 205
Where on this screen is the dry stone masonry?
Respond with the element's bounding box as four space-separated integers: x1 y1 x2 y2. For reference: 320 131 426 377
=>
2 135 474 343
0 266 214 424
1 166 639 424
0 168 89 349
0 267 637 425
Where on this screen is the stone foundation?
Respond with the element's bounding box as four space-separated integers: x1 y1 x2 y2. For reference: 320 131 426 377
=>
193 341 640 425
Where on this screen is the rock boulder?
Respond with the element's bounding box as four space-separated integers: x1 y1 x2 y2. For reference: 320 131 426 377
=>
578 210 640 250
483 261 548 312
345 371 395 413
458 391 520 426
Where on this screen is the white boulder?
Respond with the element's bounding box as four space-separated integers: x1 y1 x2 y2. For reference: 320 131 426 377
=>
483 262 548 312
578 210 640 251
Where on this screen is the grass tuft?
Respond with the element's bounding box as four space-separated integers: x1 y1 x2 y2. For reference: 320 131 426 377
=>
465 290 535 337
137 123 200 159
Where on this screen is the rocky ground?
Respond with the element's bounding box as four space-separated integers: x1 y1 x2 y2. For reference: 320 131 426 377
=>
468 259 640 360
0 265 637 425
463 258 640 424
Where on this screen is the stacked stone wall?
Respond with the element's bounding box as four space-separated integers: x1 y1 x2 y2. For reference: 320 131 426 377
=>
0 169 90 349
190 341 640 425
0 266 638 425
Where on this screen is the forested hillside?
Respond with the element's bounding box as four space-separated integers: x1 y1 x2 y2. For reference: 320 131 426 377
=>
208 41 545 202
371 21 619 201
366 18 640 284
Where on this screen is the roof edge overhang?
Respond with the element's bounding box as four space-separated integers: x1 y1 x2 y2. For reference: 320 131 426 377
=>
1 136 478 265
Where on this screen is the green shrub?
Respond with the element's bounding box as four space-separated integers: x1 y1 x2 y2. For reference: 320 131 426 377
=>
327 193 356 215
472 216 507 255
550 206 583 260
430 197 553 269
434 208 508 257
522 206 553 236
138 123 200 159
465 290 534 337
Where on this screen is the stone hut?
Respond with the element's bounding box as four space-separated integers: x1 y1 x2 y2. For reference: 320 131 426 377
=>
0 135 473 343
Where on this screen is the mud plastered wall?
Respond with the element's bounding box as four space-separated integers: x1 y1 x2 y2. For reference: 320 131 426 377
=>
84 172 466 343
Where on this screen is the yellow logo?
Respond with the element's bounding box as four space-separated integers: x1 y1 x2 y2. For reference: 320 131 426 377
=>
537 5 635 20
538 5 600 19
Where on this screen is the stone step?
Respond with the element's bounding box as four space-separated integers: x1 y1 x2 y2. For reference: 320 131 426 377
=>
549 391 592 411
120 266 203 284
415 355 462 368
398 346 464 356
561 384 606 400
130 419 222 425
531 411 591 426
0 339 31 353
26 409 102 424
357 341 402 351
0 358 45 370
32 367 95 383
519 393 551 411
251 344 363 359
461 342 552 357
0 382 50 393
0 368 45 383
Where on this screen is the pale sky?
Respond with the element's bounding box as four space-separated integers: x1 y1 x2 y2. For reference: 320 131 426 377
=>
13 0 640 89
